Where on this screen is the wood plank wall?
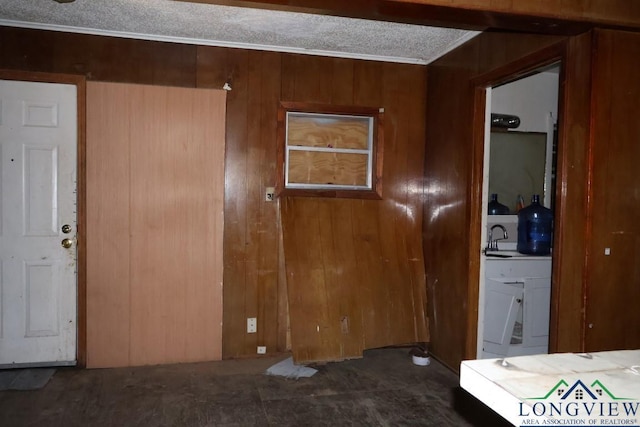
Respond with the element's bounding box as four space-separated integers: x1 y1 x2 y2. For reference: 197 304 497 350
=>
549 32 592 353
278 57 429 363
585 29 640 351
426 28 640 371
0 27 428 360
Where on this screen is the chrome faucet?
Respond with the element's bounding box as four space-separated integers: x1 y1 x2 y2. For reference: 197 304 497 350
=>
487 224 508 251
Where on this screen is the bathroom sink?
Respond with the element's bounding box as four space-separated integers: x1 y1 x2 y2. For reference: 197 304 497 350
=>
484 250 551 259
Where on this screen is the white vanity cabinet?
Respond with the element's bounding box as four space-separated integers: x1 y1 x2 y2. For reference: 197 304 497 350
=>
482 257 552 359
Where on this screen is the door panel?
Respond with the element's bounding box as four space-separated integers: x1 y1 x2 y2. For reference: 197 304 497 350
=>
0 79 77 366
524 277 551 347
483 279 524 356
86 82 225 368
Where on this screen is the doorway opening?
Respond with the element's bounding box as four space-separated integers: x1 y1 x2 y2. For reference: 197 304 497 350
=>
476 62 561 359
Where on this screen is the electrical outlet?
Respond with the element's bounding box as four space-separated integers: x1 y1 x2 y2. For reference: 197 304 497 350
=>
257 346 266 354
247 317 257 333
265 187 275 202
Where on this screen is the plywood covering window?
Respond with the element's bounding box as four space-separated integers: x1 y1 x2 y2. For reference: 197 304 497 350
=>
277 102 383 199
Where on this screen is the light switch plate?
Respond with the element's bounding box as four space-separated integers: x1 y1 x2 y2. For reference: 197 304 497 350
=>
265 187 275 202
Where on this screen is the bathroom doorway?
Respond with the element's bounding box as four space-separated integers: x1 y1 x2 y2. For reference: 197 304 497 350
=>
473 61 562 359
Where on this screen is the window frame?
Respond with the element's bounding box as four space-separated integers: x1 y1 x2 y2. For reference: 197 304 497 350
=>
276 101 384 199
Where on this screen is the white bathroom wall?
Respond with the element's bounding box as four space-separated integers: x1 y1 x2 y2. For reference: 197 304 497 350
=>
491 70 559 132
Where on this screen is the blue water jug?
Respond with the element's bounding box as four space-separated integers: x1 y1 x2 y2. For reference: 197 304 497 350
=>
488 193 510 215
517 195 553 255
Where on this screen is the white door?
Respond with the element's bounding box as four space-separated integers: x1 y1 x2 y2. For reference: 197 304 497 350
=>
0 79 77 367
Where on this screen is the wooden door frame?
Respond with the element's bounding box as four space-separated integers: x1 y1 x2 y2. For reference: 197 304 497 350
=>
0 69 87 368
465 42 568 360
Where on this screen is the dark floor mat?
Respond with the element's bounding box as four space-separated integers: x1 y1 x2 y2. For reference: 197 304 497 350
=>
0 368 55 391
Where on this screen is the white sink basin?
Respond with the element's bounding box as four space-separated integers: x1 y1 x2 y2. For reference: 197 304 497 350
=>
484 250 551 259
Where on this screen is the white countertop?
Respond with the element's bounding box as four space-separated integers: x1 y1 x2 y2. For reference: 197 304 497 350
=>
460 350 640 426
484 250 552 260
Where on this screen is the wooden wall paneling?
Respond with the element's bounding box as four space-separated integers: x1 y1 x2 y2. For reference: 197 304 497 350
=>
424 31 572 371
277 213 291 352
385 64 429 343
354 201 392 349
548 32 592 353
350 61 390 350
217 49 252 358
242 50 264 357
282 55 349 361
256 51 284 353
86 82 132 368
315 200 352 359
281 57 429 363
327 199 366 358
287 54 335 104
329 58 355 105
585 29 640 351
50 32 198 87
424 65 475 371
373 71 409 348
198 47 286 359
392 64 428 343
323 66 362 337
475 33 565 78
281 198 334 362
3 27 431 361
0 28 55 72
465 85 487 360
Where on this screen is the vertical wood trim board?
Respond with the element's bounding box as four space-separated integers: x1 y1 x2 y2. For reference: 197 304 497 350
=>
86 82 225 368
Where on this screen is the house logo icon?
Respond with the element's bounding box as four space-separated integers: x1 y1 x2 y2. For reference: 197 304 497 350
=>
528 379 632 401
518 379 639 425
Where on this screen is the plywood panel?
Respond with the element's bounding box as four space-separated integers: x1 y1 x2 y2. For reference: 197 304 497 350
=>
86 81 132 367
287 151 368 186
128 84 225 365
86 82 225 367
287 115 369 149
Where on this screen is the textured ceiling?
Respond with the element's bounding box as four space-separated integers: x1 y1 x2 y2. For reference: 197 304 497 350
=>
0 0 480 65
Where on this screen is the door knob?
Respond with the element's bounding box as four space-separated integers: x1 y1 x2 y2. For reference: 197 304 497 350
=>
61 224 72 234
61 238 73 249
